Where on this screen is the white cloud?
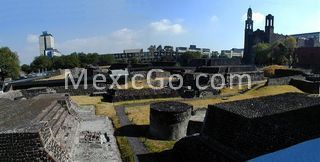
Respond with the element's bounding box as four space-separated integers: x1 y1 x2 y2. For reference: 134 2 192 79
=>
210 15 219 22
150 19 185 34
242 11 265 25
26 34 38 44
56 28 142 54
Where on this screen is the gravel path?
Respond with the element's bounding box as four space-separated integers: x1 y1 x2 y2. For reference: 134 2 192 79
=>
115 106 149 161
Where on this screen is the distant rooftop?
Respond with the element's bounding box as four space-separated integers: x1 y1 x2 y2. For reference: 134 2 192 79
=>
40 31 53 37
290 32 320 36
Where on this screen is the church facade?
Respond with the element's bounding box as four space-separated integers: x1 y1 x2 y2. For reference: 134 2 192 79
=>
243 8 287 65
242 8 320 65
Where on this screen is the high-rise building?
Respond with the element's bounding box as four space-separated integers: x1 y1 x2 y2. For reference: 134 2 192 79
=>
39 31 62 57
39 31 55 56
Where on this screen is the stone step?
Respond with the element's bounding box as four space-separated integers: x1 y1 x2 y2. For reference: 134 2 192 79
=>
52 110 68 137
49 106 66 130
36 102 59 122
40 104 62 123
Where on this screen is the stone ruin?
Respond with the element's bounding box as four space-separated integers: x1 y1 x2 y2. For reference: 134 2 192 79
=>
22 87 56 99
149 102 192 140
0 93 121 161
179 65 265 98
289 73 320 94
0 90 23 100
103 88 180 102
171 93 320 161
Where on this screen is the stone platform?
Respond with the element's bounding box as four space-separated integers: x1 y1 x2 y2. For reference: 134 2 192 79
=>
173 93 320 161
0 94 121 162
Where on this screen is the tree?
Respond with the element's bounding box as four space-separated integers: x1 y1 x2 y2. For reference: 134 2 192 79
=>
0 47 20 79
179 51 202 66
283 36 297 66
160 55 175 62
63 54 80 68
77 52 89 67
254 43 271 65
130 58 139 64
99 55 115 66
30 56 52 71
211 51 219 58
86 53 99 66
219 53 228 58
21 64 31 74
52 56 65 69
254 37 297 66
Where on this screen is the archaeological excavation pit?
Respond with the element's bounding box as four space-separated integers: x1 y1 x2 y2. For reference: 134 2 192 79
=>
149 101 192 140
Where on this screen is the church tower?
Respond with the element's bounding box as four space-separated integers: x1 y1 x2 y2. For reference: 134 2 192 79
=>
265 14 274 43
243 7 254 65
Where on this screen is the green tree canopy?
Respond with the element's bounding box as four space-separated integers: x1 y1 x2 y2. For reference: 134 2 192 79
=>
65 54 81 69
29 52 116 70
30 56 52 71
0 47 20 79
254 43 271 65
21 64 31 74
254 36 297 66
179 51 203 66
99 55 115 66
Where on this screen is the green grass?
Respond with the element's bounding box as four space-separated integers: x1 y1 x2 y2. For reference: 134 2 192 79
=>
142 138 176 153
117 137 135 162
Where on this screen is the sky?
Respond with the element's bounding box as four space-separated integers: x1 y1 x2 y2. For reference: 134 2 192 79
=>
0 0 319 64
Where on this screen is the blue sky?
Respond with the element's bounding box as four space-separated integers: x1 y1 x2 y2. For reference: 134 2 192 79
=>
1 0 319 64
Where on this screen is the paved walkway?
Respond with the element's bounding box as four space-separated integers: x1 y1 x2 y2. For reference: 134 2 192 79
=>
115 106 149 161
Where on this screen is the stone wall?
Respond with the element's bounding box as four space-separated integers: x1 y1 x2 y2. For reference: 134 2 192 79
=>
0 90 23 100
0 132 53 161
290 79 320 94
201 93 320 159
52 84 108 96
274 69 304 77
267 75 304 86
104 88 180 102
0 123 69 161
19 84 108 97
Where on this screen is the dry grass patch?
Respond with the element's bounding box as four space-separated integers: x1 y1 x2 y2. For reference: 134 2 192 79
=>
263 65 288 77
126 105 150 125
71 96 103 105
182 85 303 108
114 97 181 107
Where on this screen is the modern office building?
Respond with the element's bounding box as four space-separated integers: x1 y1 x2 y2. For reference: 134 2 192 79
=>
39 31 61 57
221 48 244 58
201 48 211 55
176 45 211 55
176 47 188 53
112 44 213 63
